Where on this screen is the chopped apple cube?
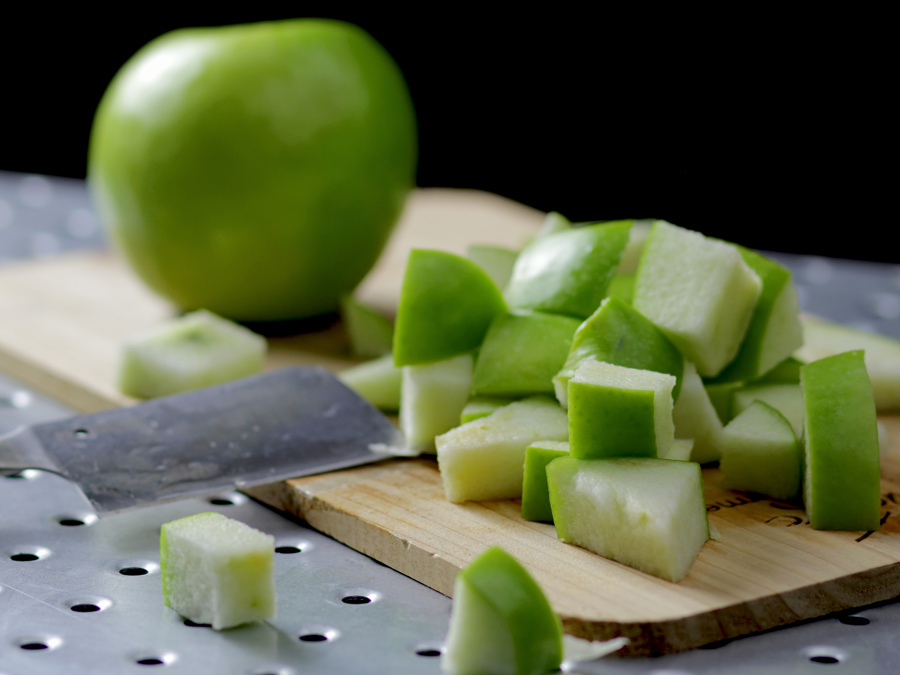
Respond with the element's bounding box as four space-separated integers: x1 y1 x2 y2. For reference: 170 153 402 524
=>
337 354 402 412
547 457 709 582
672 362 724 464
400 353 473 453
568 359 676 459
521 441 570 522
436 396 568 503
160 512 276 630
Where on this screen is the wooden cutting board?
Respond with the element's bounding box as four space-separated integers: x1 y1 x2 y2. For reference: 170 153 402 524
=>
2 187 899 657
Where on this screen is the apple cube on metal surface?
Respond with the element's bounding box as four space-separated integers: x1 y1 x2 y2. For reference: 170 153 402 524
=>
547 457 709 582
632 220 761 378
117 309 266 399
567 359 676 460
161 512 276 630
801 350 881 531
720 400 801 500
436 396 568 503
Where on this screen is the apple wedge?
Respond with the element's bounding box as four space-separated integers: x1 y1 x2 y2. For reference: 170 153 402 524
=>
801 350 881 531
340 294 394 359
337 354 402 412
400 353 474 453
442 546 563 675
393 249 505 366
521 441 570 522
547 457 709 582
160 512 276 630
719 400 800 500
632 220 761 377
436 396 568 503
672 362 724 464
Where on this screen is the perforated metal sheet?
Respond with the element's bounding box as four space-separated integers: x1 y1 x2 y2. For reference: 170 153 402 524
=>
3 171 900 674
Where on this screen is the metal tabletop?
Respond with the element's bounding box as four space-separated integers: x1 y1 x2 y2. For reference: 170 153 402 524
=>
2 170 899 674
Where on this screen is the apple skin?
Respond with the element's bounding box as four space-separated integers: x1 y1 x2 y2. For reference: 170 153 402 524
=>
89 19 417 321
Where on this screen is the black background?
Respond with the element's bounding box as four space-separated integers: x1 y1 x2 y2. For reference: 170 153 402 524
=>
0 10 887 262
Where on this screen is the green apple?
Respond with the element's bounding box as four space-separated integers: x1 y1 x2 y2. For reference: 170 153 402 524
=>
471 311 581 397
393 249 506 366
118 309 266 399
505 221 632 319
632 221 762 377
400 354 474 453
89 19 416 322
340 295 394 359
605 273 636 303
616 218 653 275
662 438 695 461
567 359 676 459
756 356 803 383
521 441 570 523
719 400 800 500
547 457 709 582
798 315 900 411
337 354 402 412
460 396 512 424
553 296 684 408
672 362 724 464
161 512 276 630
801 350 881 531
442 546 563 675
466 244 519 292
708 247 803 383
435 396 568 503
703 380 742 424
731 382 804 438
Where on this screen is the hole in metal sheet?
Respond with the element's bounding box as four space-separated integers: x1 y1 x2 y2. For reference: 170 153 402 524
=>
20 642 49 650
804 646 846 665
342 595 371 605
299 634 328 642
7 546 50 562
275 546 303 554
120 567 149 576
71 604 101 613
838 615 870 626
5 469 40 480
73 428 90 438
297 627 339 643
184 619 212 628
10 553 40 562
56 512 97 527
416 649 442 657
209 498 235 506
137 658 165 666
58 518 86 527
810 656 840 664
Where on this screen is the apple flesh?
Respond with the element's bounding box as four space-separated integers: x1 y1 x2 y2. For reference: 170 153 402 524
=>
731 382 804 438
337 354 402 412
117 309 266 399
710 247 803 383
442 546 563 675
553 296 684 408
471 311 581 398
547 457 709 582
460 396 512 424
521 441 570 523
466 244 519 292
435 396 568 502
400 353 474 453
393 249 505 367
801 350 881 531
719 401 800 500
160 512 276 630
672 362 724 464
89 19 416 321
567 359 676 460
505 221 632 319
798 315 900 412
340 295 394 359
632 221 762 377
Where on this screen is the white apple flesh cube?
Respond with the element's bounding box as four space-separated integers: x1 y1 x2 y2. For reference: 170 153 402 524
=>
160 512 276 630
400 353 474 453
672 362 724 464
719 400 800 500
547 457 709 582
632 221 762 377
436 396 568 503
117 309 266 399
568 359 675 459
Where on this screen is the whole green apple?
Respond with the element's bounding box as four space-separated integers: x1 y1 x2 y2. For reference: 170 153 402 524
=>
88 19 417 321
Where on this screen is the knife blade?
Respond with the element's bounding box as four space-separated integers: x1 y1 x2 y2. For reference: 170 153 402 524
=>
0 366 406 515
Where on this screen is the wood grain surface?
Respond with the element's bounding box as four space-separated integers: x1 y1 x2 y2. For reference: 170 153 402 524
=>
1 187 898 656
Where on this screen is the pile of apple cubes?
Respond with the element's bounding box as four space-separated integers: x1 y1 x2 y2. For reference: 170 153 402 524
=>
343 215 882 582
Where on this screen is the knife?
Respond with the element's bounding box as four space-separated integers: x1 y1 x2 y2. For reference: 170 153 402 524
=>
0 366 406 515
